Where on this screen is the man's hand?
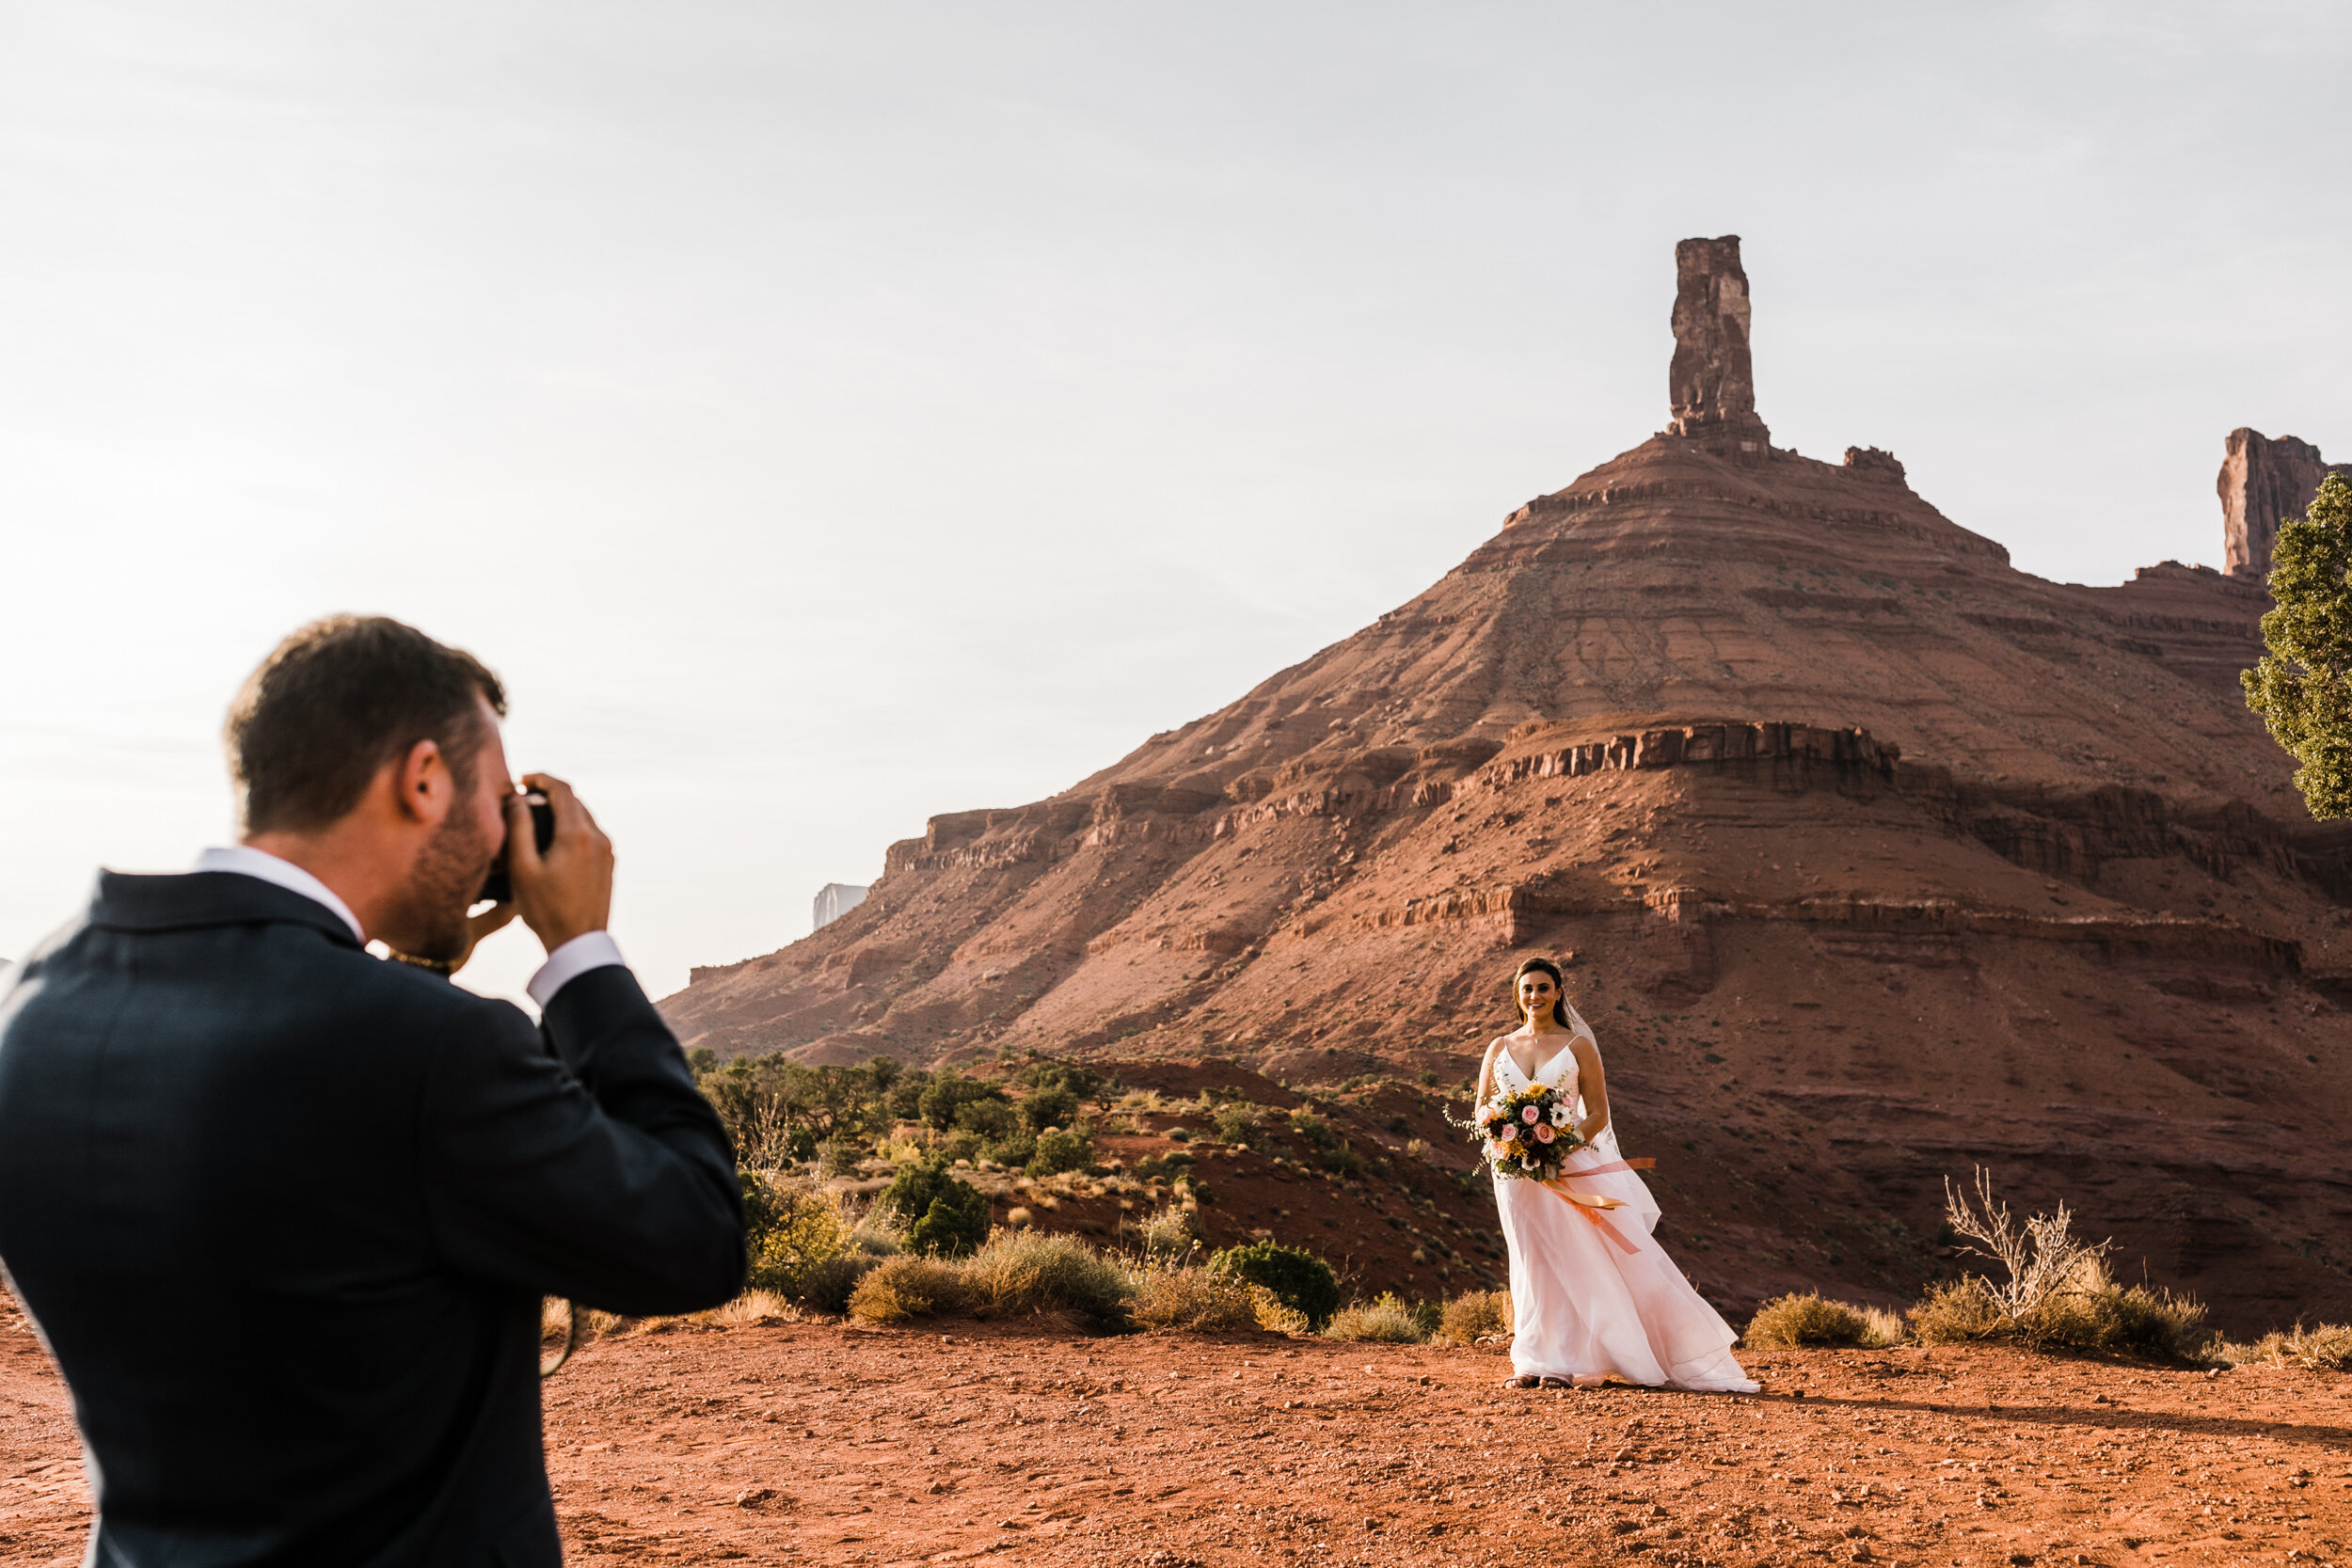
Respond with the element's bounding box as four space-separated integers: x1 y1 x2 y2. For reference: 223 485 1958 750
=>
507 773 614 953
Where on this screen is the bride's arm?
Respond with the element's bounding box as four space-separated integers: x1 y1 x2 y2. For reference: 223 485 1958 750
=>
1473 1038 1501 1103
1570 1033 1611 1144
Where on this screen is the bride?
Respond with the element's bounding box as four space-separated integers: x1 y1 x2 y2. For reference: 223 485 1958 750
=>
1473 956 1758 1393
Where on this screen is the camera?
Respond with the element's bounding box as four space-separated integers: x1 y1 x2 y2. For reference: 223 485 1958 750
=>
477 795 556 905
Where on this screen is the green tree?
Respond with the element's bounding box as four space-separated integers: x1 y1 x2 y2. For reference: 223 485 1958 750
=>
1208 1240 1342 1330
2248 474 2352 816
1022 1084 1080 1132
1025 1123 1095 1177
885 1069 931 1122
879 1158 992 1256
916 1069 1006 1132
697 1055 888 1167
955 1096 1019 1138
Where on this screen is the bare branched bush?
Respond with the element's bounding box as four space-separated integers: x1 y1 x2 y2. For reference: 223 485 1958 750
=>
1914 1169 2208 1360
1942 1166 2108 1320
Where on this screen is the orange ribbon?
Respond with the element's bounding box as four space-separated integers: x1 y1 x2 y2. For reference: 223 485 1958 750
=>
1537 1158 1657 1256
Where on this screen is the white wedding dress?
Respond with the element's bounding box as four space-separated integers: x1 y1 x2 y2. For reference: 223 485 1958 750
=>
1491 1010 1758 1392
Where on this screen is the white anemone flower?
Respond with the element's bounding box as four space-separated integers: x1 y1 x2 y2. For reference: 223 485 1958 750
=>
1549 1105 1570 1127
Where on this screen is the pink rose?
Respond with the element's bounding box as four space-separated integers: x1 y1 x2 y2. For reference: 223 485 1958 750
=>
1534 1124 1556 1144
1500 1124 1518 1142
1521 1105 1541 1124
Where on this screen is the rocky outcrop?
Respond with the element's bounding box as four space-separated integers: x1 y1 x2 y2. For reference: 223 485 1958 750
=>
812 882 867 931
660 241 2352 1334
2220 427 2350 578
1667 235 1768 447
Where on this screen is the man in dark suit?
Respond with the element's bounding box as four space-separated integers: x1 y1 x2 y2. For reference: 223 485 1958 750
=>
0 616 746 1567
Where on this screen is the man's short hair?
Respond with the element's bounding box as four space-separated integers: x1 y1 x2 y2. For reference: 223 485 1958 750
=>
226 616 507 833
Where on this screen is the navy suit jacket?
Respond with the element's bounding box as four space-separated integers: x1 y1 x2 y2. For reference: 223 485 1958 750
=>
0 872 745 1567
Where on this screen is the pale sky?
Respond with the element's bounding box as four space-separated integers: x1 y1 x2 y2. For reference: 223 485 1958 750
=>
4 1 2347 1006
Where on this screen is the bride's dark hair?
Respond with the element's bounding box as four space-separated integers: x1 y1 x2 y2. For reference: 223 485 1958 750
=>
1512 956 1572 1027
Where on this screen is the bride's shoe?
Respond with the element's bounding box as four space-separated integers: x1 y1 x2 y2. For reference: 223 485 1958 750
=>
1501 1373 1542 1389
1538 1375 1573 1389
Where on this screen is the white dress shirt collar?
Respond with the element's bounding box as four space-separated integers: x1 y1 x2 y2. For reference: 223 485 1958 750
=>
194 846 366 944
192 845 628 1006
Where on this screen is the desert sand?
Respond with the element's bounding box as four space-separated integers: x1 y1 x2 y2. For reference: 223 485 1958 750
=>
5 1298 2346 1567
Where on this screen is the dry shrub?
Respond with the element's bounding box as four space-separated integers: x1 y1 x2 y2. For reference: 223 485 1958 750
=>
557 1288 809 1345
1437 1289 1513 1346
1942 1167 2110 1318
2042 1277 2206 1361
1914 1170 2209 1361
794 1254 881 1316
1249 1287 1313 1336
741 1171 853 1295
1907 1278 2010 1343
847 1255 973 1324
1745 1292 1902 1350
1325 1292 1427 1344
697 1290 803 1328
961 1229 1135 1331
1125 1204 1198 1263
1130 1266 1257 1333
2217 1322 2352 1371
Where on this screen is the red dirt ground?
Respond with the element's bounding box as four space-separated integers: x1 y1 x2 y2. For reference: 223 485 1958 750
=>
6 1302 2346 1567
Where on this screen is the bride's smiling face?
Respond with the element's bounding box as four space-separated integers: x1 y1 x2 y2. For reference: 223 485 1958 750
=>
1517 969 1560 1022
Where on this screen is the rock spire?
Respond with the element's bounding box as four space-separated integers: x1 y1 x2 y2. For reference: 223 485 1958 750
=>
1667 235 1769 448
2220 427 2350 578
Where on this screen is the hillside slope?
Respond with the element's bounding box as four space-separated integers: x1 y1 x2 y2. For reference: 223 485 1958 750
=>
663 246 2351 1334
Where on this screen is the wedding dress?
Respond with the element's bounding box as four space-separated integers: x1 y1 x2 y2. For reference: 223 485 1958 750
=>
1491 1008 1758 1392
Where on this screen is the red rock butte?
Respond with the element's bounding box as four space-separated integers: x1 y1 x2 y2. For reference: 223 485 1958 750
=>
665 236 2352 1333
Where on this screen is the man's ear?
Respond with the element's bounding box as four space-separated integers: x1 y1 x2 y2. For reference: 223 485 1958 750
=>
392 737 452 826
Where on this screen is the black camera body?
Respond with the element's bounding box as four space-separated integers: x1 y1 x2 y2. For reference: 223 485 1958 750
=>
477 796 555 905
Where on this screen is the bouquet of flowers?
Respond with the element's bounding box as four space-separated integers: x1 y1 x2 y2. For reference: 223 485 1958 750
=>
1463 1082 1585 1181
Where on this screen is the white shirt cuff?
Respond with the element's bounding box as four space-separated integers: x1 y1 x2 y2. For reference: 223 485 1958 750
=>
526 931 628 1008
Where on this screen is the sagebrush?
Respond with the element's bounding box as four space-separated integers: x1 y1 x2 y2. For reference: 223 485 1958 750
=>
1130 1266 1258 1333
1744 1292 1900 1350
2216 1321 2352 1371
1438 1289 1512 1346
1325 1292 1427 1344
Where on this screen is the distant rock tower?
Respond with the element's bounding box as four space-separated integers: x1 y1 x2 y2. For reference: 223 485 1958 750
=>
1668 235 1770 451
2220 428 2351 578
813 881 868 932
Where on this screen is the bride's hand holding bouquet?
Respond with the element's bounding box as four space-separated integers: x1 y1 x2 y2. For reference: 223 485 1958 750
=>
1464 1082 1586 1180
